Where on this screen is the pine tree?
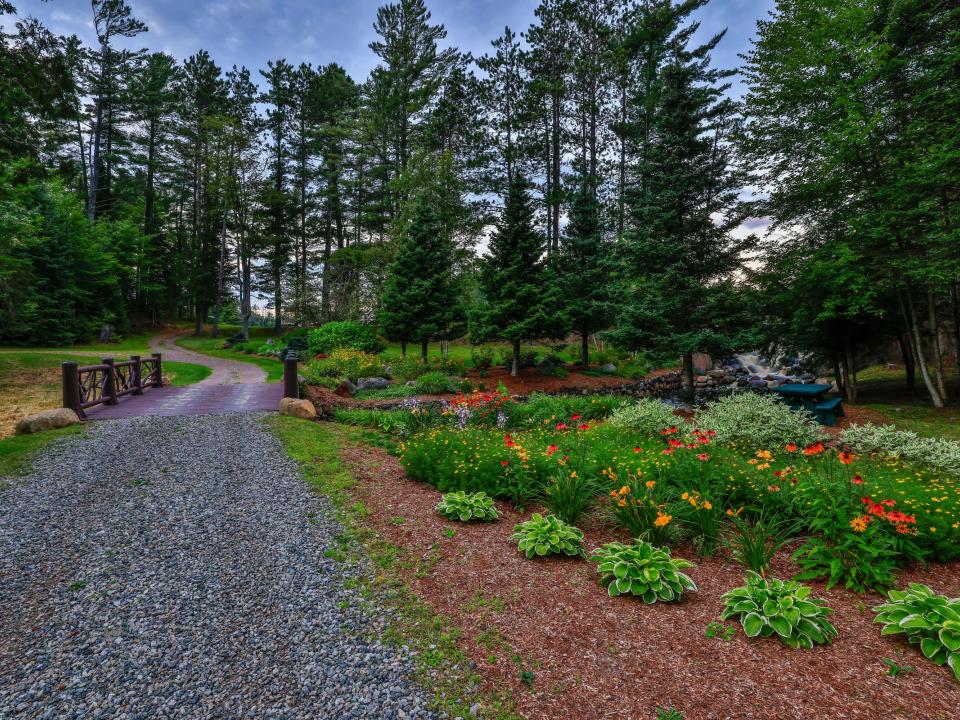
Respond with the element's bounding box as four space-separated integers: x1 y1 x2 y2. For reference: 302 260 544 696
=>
558 174 611 366
471 174 562 376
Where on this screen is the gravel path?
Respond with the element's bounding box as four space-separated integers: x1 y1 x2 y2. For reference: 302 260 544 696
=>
150 332 267 385
0 414 438 719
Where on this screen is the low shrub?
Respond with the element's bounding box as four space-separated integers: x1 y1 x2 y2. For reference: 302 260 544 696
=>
512 513 584 558
539 467 602 526
435 491 501 522
304 348 384 382
840 423 960 477
603 472 678 547
388 355 429 381
590 540 696 602
308 321 384 356
720 573 837 649
414 371 455 394
506 392 623 429
696 392 821 448
470 345 496 371
608 398 680 436
722 510 801 575
873 583 960 681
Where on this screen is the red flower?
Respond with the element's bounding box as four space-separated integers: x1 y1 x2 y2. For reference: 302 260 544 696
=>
668 438 683 448
852 475 864 485
546 444 558 456
660 426 678 435
708 430 716 437
838 451 855 465
633 447 641 453
501 460 509 466
785 443 798 453
662 448 674 455
577 423 590 431
802 442 825 456
881 499 896 507
571 415 582 421
556 423 568 430
696 453 709 461
698 436 710 445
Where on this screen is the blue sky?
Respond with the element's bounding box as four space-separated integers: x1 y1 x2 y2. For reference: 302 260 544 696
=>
17 0 775 93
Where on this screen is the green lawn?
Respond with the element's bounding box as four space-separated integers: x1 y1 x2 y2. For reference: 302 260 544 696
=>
0 424 84 479
176 330 284 383
864 404 960 442
852 363 960 440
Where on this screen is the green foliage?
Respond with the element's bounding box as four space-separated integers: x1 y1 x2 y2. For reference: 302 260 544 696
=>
511 513 584 559
720 573 837 649
697 393 821 448
435 491 501 522
705 621 736 642
590 540 696 602
840 423 960 477
722 511 800 575
505 393 623 429
470 346 496 371
539 468 601 526
414 371 455 395
792 534 901 594
470 175 565 374
308 322 385 356
873 583 960 682
608 398 680 436
389 355 430 381
304 349 385 382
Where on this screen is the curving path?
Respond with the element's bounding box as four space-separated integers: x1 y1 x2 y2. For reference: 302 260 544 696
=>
0 413 437 719
88 332 279 419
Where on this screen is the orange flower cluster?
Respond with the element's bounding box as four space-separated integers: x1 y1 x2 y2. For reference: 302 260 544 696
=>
861 495 917 533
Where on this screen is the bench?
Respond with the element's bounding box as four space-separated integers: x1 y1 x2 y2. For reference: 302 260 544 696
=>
814 397 844 426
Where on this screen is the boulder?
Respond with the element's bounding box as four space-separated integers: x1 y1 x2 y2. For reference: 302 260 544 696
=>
334 379 357 397
16 408 80 435
598 363 617 373
356 377 389 391
707 368 726 379
279 397 317 420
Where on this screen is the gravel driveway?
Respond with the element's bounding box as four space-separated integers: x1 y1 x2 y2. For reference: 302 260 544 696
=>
0 414 437 719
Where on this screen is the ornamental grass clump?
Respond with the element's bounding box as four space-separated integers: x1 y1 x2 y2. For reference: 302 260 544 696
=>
873 583 960 681
511 513 584 558
435 491 501 522
720 572 837 649
590 540 696 602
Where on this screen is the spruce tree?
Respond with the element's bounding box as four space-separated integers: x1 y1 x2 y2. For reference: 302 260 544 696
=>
472 175 561 376
379 194 463 361
558 174 611 366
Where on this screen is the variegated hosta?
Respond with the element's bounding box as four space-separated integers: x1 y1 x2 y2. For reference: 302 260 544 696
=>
590 540 696 603
720 572 837 649
435 491 501 522
874 583 960 681
511 513 584 558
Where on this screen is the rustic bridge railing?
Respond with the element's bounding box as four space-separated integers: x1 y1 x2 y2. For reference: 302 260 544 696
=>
62 353 163 418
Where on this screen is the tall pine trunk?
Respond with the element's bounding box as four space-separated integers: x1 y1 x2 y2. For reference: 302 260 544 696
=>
511 339 521 377
581 331 590 367
900 288 945 407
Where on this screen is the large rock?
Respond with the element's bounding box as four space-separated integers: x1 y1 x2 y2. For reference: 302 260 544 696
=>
16 408 80 435
279 397 317 420
334 379 357 397
356 377 389 391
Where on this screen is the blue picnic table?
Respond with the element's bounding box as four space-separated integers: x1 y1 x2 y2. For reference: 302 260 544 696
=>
774 383 845 425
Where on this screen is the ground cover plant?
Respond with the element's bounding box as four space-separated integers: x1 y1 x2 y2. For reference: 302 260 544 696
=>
590 540 696 602
696 392 821 448
873 583 960 682
841 423 960 476
307 321 385 356
720 573 837 649
435 491 501 522
511 513 584 559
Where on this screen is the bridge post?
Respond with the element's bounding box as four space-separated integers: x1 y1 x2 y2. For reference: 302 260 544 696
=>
102 358 118 405
283 352 299 399
131 355 143 394
152 352 163 387
62 361 81 416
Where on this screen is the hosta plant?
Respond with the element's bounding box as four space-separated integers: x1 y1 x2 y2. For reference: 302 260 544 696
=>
590 540 696 602
435 491 501 522
511 513 584 559
873 583 960 681
720 572 837 649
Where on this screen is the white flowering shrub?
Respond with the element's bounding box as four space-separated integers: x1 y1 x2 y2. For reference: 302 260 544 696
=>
840 423 960 476
608 398 682 436
696 392 821 448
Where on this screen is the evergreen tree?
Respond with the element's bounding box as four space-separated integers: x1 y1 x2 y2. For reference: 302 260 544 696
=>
610 4 752 392
471 175 561 376
379 193 462 360
558 174 611 365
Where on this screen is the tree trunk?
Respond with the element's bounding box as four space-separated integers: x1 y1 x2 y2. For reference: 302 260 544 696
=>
896 333 915 391
581 331 590 367
928 289 947 402
841 345 858 403
900 288 945 407
832 352 845 398
951 280 960 381
401 340 407 357
212 202 228 339
511 339 521 378
682 351 695 400
88 45 107 220
421 338 428 363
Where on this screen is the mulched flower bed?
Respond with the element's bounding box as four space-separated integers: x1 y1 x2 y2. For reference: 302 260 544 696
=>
339 442 960 720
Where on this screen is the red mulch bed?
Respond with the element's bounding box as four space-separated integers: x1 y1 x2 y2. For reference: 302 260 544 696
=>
339 442 960 720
